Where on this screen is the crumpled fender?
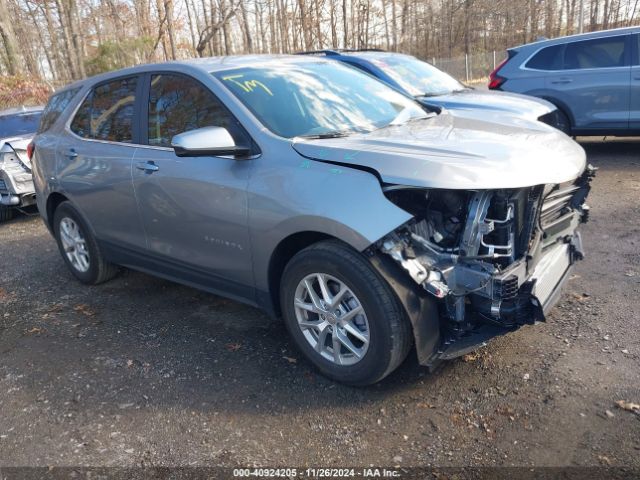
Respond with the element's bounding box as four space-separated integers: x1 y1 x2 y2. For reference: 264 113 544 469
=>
368 250 441 365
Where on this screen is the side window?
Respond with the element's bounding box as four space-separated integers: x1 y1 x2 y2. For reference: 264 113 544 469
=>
70 77 137 143
525 45 564 70
563 36 627 70
38 88 80 133
70 92 91 138
148 74 239 147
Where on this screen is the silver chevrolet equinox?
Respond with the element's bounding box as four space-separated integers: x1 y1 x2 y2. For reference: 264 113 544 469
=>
32 55 594 385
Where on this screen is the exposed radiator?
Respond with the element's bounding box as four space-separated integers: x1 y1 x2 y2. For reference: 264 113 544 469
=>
540 182 580 231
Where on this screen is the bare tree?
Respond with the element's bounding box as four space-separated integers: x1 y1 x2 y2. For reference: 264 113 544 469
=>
1 0 639 88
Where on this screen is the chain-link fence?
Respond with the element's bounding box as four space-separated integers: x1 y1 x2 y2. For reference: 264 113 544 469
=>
430 51 507 85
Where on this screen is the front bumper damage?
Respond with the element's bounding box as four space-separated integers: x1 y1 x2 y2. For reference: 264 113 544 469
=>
369 165 596 367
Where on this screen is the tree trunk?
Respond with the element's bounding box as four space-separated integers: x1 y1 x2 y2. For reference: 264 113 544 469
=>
53 0 78 79
164 0 178 59
390 0 397 50
342 0 348 48
240 0 253 53
0 0 22 75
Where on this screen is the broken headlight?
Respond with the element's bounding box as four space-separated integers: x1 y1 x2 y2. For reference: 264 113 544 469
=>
384 187 470 252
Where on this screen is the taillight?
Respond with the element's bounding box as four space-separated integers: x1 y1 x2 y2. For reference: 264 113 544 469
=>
27 141 35 160
488 58 508 90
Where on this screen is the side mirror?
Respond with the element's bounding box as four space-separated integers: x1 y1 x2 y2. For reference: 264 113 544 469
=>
171 126 250 158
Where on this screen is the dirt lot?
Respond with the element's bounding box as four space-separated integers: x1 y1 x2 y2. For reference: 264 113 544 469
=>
0 138 639 470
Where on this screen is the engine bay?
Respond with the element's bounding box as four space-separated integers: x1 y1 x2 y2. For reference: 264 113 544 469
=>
374 165 596 363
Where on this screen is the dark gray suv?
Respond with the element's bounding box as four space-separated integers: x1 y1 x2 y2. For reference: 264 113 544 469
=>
490 26 640 136
32 55 592 385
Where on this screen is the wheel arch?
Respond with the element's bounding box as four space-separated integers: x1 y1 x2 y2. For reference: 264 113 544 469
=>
45 191 69 231
367 251 441 366
539 95 575 129
265 230 337 317
264 230 443 367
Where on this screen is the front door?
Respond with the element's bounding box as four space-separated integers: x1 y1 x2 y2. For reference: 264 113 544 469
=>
547 34 631 131
131 73 255 299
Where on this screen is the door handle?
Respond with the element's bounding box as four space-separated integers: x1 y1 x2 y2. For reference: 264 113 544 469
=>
551 78 572 84
135 161 160 173
67 149 78 159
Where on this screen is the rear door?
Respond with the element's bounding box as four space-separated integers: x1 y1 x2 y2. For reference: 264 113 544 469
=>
630 34 640 129
131 72 255 299
56 75 147 250
547 34 631 131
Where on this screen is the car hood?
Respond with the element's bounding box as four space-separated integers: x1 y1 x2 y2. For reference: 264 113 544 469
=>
291 112 586 190
419 89 554 119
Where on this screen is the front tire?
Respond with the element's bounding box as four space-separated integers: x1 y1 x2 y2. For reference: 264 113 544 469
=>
53 201 118 284
280 240 412 386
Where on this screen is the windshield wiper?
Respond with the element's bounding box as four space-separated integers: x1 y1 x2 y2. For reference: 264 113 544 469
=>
417 91 450 98
297 130 354 139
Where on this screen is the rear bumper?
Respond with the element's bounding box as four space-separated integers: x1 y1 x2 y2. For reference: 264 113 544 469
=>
0 170 36 207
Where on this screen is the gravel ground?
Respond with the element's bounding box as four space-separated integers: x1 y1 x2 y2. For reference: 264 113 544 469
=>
0 137 638 469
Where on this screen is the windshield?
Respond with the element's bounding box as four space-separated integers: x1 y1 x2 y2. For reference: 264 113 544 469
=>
368 55 465 97
0 111 42 138
213 61 428 138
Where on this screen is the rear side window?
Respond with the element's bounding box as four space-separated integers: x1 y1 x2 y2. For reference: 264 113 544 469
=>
526 44 564 70
71 77 137 143
148 74 239 147
564 36 627 69
38 88 79 133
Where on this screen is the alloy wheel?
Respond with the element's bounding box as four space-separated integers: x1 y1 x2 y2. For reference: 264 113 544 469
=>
59 217 90 273
293 273 370 366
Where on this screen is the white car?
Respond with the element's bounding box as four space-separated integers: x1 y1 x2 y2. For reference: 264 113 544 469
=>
0 106 43 221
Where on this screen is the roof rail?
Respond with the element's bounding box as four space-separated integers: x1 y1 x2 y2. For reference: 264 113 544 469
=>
296 49 342 56
340 48 386 53
297 48 387 56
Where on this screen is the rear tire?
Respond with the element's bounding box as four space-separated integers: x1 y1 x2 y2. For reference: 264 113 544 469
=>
280 240 412 386
0 205 13 222
53 201 118 285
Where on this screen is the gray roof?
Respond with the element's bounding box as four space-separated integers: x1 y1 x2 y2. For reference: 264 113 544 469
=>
60 54 326 93
181 54 322 71
513 25 640 50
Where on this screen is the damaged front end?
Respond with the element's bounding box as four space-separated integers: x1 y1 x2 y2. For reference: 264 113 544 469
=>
370 165 596 367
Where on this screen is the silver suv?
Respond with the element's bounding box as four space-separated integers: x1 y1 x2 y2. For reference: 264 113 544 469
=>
490 26 640 135
33 55 593 385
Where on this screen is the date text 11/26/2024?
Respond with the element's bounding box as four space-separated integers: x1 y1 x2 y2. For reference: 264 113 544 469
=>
233 468 402 478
